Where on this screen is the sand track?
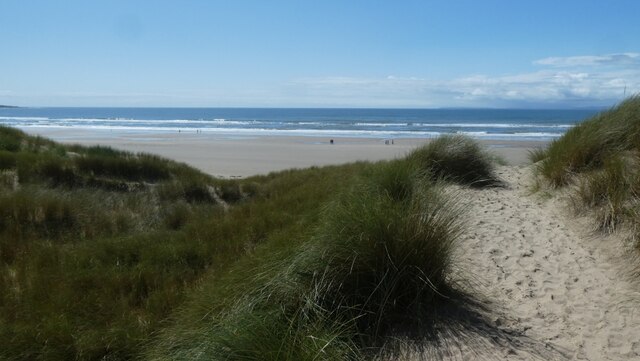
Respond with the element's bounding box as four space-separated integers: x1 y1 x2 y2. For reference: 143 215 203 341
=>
460 165 640 360
430 165 640 360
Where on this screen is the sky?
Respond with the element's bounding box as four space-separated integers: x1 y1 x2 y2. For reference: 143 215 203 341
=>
1 0 639 108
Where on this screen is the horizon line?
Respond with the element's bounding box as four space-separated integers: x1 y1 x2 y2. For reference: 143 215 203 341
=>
1 104 609 111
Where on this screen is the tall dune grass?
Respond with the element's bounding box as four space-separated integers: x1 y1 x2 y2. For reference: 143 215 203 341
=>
0 126 250 360
409 135 503 187
0 126 501 360
533 96 640 234
0 127 373 360
305 166 463 343
147 138 501 360
535 96 640 187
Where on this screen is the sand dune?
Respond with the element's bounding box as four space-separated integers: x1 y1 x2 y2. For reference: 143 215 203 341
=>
18 128 639 359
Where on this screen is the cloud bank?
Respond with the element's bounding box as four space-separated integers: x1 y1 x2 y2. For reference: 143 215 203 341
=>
534 53 640 67
289 53 640 108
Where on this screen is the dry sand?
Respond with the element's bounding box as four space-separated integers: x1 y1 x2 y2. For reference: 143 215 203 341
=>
425 165 640 360
21 127 542 177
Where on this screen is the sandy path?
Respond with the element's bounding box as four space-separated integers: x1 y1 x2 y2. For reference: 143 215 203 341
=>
436 165 640 360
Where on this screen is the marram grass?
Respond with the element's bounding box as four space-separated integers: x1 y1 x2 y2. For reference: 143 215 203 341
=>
306 166 463 342
408 134 503 187
147 157 472 360
0 126 501 360
0 126 248 360
533 96 640 235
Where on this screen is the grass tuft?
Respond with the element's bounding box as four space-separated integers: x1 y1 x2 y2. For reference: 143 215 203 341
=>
573 152 640 232
147 157 467 360
535 96 640 187
534 96 640 233
409 135 502 187
307 167 463 343
528 147 547 164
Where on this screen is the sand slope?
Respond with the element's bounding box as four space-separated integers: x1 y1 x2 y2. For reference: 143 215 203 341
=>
435 165 640 360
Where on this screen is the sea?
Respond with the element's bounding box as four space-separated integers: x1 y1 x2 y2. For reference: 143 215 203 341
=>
0 107 601 141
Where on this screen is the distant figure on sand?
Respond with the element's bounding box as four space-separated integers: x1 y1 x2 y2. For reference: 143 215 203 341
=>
330 139 334 144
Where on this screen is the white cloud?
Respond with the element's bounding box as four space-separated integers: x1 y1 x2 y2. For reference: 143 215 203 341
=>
287 53 640 107
534 53 640 67
447 68 638 105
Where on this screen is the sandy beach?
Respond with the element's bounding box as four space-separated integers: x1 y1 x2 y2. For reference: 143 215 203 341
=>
20 127 544 178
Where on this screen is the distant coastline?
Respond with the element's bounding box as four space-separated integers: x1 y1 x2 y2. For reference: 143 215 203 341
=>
0 105 18 108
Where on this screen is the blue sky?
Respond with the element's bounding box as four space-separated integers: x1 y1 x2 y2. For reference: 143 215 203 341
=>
1 0 639 108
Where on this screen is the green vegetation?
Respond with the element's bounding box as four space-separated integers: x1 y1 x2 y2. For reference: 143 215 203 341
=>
0 127 248 360
148 160 468 360
532 96 640 233
0 126 501 360
409 135 503 187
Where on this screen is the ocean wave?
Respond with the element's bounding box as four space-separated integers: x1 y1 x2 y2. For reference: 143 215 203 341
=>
11 123 562 140
0 115 574 130
0 116 269 126
354 122 397 127
416 123 572 128
350 121 572 128
458 131 488 135
0 116 50 121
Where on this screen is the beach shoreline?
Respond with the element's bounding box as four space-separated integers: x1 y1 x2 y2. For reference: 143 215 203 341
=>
19 127 545 178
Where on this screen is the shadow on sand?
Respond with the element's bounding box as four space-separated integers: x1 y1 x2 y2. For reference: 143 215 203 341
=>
369 289 569 361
